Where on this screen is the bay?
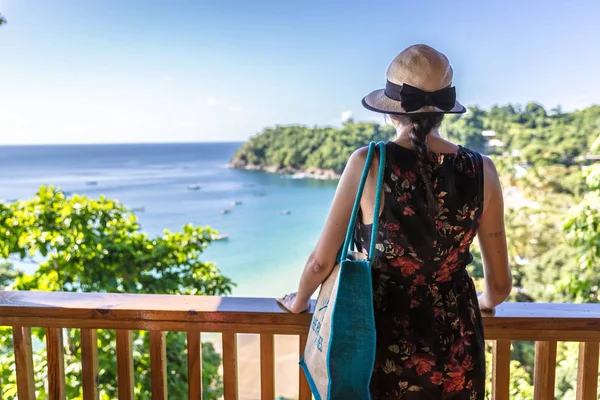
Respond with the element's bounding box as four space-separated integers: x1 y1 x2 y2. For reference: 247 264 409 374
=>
0 142 338 297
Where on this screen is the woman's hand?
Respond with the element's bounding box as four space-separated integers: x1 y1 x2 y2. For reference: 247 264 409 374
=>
276 292 310 314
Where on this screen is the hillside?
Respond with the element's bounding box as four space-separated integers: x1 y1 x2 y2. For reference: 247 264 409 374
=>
230 104 600 177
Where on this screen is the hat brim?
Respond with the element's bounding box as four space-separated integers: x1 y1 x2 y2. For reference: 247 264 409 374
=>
362 89 466 115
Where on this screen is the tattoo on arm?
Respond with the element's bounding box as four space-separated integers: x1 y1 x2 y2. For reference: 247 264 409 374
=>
487 231 504 239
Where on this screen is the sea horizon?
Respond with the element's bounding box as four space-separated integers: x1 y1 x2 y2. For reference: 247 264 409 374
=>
0 140 246 147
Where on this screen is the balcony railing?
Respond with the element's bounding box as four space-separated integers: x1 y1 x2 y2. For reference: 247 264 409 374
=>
1 290 600 399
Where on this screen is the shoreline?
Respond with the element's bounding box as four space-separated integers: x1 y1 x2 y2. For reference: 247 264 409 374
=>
228 162 341 180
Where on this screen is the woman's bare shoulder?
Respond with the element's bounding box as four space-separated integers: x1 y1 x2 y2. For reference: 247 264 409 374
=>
344 146 370 174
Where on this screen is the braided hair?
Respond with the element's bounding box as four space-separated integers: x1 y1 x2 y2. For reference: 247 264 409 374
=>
392 114 444 219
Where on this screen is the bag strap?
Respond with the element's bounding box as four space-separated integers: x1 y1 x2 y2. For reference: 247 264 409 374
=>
340 141 386 265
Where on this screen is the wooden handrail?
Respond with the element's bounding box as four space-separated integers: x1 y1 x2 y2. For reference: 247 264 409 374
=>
2 291 600 399
3 291 600 335
0 291 312 333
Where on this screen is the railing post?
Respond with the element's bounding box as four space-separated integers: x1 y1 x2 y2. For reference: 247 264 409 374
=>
46 327 66 400
13 326 35 400
260 333 275 399
576 342 599 400
298 333 311 400
116 330 134 400
492 340 510 400
533 341 557 400
150 331 167 400
187 331 203 400
222 332 238 400
81 329 99 400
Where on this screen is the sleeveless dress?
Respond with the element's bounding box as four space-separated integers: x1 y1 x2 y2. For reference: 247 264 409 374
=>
356 141 486 400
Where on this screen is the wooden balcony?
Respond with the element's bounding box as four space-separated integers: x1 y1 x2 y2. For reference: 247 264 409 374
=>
1 290 600 399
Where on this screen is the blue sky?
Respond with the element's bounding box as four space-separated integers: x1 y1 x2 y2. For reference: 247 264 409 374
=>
1 0 599 144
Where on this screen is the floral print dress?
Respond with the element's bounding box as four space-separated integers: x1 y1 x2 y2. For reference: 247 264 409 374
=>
356 142 486 400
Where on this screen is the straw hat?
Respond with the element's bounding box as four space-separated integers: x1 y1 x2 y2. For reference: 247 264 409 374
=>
362 44 466 115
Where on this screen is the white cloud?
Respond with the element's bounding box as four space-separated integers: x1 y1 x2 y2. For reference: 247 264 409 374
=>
205 97 219 106
340 110 353 123
230 105 243 112
160 75 173 82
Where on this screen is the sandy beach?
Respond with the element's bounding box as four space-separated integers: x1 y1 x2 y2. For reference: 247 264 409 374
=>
211 334 302 399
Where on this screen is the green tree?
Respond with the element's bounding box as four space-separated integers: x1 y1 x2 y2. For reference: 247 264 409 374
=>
443 106 487 152
564 136 600 299
0 187 233 398
230 122 395 175
232 105 600 172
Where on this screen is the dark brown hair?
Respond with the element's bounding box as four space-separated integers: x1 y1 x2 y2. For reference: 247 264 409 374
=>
392 114 444 219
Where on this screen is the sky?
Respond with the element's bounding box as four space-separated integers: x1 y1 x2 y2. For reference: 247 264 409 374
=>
0 0 599 145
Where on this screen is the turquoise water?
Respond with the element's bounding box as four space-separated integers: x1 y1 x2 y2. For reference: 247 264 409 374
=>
0 143 338 297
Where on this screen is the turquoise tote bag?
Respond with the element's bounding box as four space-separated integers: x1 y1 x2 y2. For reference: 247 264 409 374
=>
299 141 386 400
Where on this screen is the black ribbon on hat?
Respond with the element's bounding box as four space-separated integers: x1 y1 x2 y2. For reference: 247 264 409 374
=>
385 81 456 112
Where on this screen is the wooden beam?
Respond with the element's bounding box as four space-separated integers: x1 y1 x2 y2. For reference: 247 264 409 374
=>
260 333 275 399
576 342 599 400
81 329 99 400
187 331 203 400
492 340 510 400
299 333 311 400
116 330 134 400
46 328 66 400
150 331 167 400
222 332 238 400
5 292 600 342
12 326 35 400
533 341 557 400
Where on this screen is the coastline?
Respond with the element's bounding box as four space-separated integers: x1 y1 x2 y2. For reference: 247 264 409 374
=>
228 162 341 180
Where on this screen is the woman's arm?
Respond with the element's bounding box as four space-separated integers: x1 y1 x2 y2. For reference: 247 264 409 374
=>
277 147 372 313
477 156 512 311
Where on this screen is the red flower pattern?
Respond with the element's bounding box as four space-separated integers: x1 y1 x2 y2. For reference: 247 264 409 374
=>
404 171 418 184
389 256 422 276
430 371 443 385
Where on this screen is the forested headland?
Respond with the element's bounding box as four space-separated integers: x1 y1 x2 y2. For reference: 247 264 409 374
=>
231 104 599 177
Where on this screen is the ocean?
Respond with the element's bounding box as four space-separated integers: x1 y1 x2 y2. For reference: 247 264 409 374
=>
0 142 338 298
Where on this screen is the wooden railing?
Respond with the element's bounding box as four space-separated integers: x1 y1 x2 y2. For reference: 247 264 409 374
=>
1 291 600 399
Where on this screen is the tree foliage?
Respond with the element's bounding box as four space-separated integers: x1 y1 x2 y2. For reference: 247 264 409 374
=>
231 121 395 174
0 187 233 398
564 135 600 300
232 105 600 174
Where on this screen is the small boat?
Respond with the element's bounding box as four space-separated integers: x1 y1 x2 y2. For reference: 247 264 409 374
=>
221 209 231 214
280 210 291 216
232 200 242 206
254 192 266 197
187 184 201 191
85 181 98 186
131 207 145 213
211 234 229 241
